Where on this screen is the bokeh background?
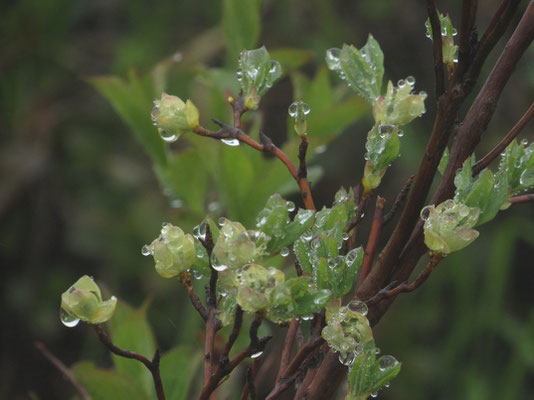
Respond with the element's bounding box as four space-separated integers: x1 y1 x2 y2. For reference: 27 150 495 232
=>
2 0 534 399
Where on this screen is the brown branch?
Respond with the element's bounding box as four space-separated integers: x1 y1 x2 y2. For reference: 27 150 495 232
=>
179 272 208 322
231 92 248 129
240 359 261 400
34 342 90 400
383 175 415 225
199 314 270 400
92 325 166 400
279 336 324 380
426 0 445 96
508 193 534 204
473 101 534 174
456 0 478 75
193 123 315 210
365 252 444 306
276 318 299 384
358 196 386 287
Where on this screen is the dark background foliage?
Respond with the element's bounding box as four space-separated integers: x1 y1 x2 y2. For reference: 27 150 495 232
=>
1 0 533 398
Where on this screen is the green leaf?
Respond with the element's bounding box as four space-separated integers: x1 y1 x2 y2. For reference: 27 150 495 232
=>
110 302 157 398
89 74 167 169
160 347 203 400
71 362 148 400
223 0 261 61
438 147 449 175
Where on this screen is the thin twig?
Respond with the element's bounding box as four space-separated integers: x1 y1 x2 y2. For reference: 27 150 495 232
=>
358 196 386 287
93 325 166 400
426 0 445 96
240 359 261 400
222 306 244 359
231 92 248 129
193 123 315 210
508 193 534 204
456 0 478 75
383 175 415 225
365 252 444 306
34 342 90 400
279 336 324 380
276 318 299 384
179 272 208 321
473 101 534 174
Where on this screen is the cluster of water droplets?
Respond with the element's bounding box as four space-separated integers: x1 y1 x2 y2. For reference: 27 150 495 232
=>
288 101 311 119
237 48 282 96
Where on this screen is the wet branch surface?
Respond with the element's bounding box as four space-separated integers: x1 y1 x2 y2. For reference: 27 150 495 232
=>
92 325 166 400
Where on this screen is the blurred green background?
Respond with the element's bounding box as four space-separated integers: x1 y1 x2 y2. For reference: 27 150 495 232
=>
1 0 533 399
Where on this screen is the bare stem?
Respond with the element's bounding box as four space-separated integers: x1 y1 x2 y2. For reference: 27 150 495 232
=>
358 196 385 287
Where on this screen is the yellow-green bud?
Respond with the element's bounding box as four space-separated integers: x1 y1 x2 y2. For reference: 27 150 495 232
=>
373 79 427 126
144 223 196 278
60 275 117 327
421 200 480 254
151 93 199 142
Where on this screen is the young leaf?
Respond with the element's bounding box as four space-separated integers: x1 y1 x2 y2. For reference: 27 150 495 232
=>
222 0 261 61
160 346 203 400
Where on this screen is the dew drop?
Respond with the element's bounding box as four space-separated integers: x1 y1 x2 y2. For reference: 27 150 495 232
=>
342 232 349 241
141 245 152 256
60 309 80 328
250 351 263 359
348 301 368 316
420 206 432 221
280 247 290 257
301 103 311 115
221 138 240 146
339 352 355 366
370 391 378 398
397 79 406 88
302 229 313 241
379 355 398 371
218 217 227 227
406 76 416 86
159 130 178 143
286 201 295 212
326 48 341 70
288 102 298 117
193 220 208 241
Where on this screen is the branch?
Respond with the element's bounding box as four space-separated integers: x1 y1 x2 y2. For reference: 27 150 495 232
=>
222 306 244 359
473 101 534 174
508 193 534 204
193 123 315 210
34 342 90 400
358 196 385 287
365 252 444 306
275 318 299 384
279 336 324 381
240 360 261 400
179 272 208 322
230 92 248 129
426 0 445 96
92 325 166 400
456 0 478 76
383 175 414 225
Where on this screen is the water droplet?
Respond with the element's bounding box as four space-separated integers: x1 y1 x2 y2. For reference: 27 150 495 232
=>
221 138 240 146
286 201 295 212
326 48 341 70
218 217 227 227
162 222 169 228
302 229 313 241
280 247 290 257
420 205 433 221
342 232 349 241
370 391 378 398
406 76 415 86
159 130 178 143
348 301 368 316
300 314 314 321
339 352 355 366
141 245 151 256
250 351 263 359
288 102 298 117
419 90 427 98
193 220 208 241
301 103 311 115
397 79 406 88
375 347 381 355
60 309 80 328
379 355 398 371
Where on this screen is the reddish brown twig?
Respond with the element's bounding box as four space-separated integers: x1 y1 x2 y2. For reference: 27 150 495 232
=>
92 325 166 400
34 341 91 400
358 196 386 287
200 314 270 400
365 252 444 306
230 93 248 129
279 336 324 380
193 123 315 210
240 359 261 400
179 272 208 321
426 0 445 96
383 175 415 225
275 318 299 384
456 0 478 76
508 193 534 204
473 101 534 175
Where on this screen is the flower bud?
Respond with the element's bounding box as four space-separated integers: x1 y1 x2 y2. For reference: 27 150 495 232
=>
151 93 199 142
421 200 480 254
144 223 196 278
60 275 117 326
373 79 427 126
288 100 311 137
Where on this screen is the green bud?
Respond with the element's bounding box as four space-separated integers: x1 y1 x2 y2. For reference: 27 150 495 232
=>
425 13 459 66
421 200 480 254
288 100 311 137
60 275 117 326
212 219 270 270
362 124 401 191
373 79 427 126
237 47 282 110
144 223 196 278
499 139 534 195
151 93 199 142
